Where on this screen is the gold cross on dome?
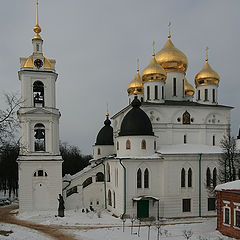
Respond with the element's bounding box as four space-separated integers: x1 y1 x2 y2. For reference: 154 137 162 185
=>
153 40 155 56
168 21 171 38
206 46 209 62
137 58 139 72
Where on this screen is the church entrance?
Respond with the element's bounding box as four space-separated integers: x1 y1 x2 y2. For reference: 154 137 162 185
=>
137 200 149 218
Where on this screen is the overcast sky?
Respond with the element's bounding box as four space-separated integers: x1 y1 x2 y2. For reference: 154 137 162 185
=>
0 0 239 154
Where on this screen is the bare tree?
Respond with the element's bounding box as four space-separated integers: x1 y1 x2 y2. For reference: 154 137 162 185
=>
219 135 240 183
183 229 193 240
0 93 21 146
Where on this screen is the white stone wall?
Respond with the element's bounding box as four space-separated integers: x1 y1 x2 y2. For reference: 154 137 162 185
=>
18 160 62 213
143 81 165 103
93 145 115 160
196 84 218 105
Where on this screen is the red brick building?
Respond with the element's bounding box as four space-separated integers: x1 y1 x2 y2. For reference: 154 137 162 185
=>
215 180 240 239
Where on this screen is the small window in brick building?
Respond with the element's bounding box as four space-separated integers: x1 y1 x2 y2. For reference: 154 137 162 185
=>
224 207 230 225
235 210 240 228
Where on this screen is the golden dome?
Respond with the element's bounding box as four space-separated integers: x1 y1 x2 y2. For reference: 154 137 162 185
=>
142 41 167 83
195 53 220 87
184 77 195 97
155 38 188 73
127 70 143 95
21 54 54 70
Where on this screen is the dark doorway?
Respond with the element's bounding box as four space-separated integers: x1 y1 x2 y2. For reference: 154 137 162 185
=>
137 200 149 218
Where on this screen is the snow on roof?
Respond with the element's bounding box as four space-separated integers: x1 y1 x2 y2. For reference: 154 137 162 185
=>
215 180 240 191
158 144 222 154
117 153 161 160
63 165 93 182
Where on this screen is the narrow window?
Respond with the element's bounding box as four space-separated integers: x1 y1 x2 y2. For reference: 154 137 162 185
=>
173 78 176 96
144 169 149 188
147 86 150 100
154 141 156 150
141 97 143 102
115 168 118 187
188 168 192 187
107 163 110 182
224 208 230 224
97 148 101 155
33 81 44 107
235 210 240 228
113 191 116 208
204 89 208 101
141 140 146 150
183 79 185 97
117 141 119 150
208 198 216 211
181 168 185 187
212 89 216 103
126 140 131 150
206 167 211 187
34 123 45 151
154 85 158 99
162 86 164 99
137 169 142 188
198 90 201 100
184 135 187 144
213 168 217 188
183 111 190 124
108 190 112 206
213 135 215 146
182 199 191 212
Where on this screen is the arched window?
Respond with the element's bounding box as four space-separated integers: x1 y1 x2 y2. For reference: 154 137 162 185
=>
213 168 217 188
33 81 44 107
184 135 187 144
126 140 131 150
97 148 101 155
137 169 142 188
206 167 211 187
141 140 146 150
181 168 185 187
188 168 192 187
96 172 104 182
117 141 119 150
82 177 92 188
113 191 116 208
106 163 110 182
183 111 190 124
154 141 156 150
147 86 150 100
34 123 45 151
144 169 149 188
33 170 47 177
108 190 112 206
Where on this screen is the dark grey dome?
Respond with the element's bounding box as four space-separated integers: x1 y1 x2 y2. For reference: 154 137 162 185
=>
119 97 154 136
95 116 114 145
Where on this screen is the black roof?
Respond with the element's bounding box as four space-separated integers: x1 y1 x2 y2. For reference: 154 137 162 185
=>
119 97 154 136
95 117 114 145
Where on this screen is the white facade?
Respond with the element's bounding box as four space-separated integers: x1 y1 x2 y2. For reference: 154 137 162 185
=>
18 29 62 212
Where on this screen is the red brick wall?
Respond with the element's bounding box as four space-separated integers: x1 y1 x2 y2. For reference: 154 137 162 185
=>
216 190 240 239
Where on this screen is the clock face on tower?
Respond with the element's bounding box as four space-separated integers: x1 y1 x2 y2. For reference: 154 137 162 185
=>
34 59 43 69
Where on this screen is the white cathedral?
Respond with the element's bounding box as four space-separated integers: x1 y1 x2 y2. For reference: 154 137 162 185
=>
18 3 234 219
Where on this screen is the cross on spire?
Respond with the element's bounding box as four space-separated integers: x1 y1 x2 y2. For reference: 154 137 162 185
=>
153 40 155 56
168 21 171 39
206 46 209 62
137 58 139 72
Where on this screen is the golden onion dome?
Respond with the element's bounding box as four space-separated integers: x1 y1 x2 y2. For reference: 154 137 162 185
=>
21 54 54 70
195 47 220 87
184 77 195 97
155 38 188 72
127 69 143 95
142 41 167 83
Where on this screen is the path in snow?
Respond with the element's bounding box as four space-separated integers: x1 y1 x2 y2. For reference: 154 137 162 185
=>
0 205 77 240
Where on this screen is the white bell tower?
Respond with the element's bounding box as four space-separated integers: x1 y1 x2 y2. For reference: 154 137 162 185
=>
17 1 63 212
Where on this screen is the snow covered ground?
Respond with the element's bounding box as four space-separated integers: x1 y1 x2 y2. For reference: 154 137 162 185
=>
0 223 51 240
17 209 234 240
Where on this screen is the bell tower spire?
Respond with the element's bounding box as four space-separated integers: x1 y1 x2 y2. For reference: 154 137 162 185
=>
33 0 42 40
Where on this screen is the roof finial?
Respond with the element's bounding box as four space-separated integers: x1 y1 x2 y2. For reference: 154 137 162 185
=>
137 57 139 73
33 0 42 39
106 103 109 117
205 46 209 63
153 40 155 56
168 21 171 39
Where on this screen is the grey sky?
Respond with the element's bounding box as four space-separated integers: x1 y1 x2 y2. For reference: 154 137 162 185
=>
0 0 239 154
